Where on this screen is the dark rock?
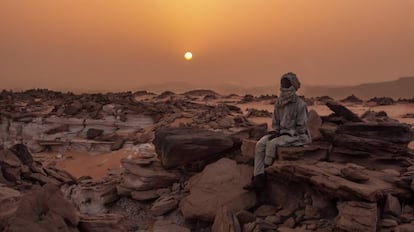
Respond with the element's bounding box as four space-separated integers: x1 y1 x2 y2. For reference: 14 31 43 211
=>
380 218 398 228
368 97 395 106
254 205 278 217
361 110 396 123
110 138 125 151
154 128 235 168
384 194 401 217
340 94 363 103
242 94 255 103
282 217 295 228
243 222 260 232
246 108 272 118
326 101 363 122
235 210 256 224
340 165 370 183
86 128 104 140
184 89 219 96
9 144 33 166
316 95 334 103
402 113 414 118
45 124 70 134
336 122 412 144
64 103 81 115
130 190 159 201
150 196 178 216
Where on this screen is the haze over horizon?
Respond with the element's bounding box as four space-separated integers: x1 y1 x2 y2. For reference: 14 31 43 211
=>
1 1 414 92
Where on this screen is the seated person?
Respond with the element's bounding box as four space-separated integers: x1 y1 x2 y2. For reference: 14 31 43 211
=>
244 72 311 190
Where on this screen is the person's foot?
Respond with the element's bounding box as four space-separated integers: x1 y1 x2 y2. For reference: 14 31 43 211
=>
243 174 266 191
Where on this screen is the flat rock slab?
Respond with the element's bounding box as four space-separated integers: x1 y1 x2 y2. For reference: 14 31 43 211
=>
120 158 180 191
277 142 330 162
266 161 409 202
154 128 235 168
79 213 126 232
180 158 256 221
335 122 412 144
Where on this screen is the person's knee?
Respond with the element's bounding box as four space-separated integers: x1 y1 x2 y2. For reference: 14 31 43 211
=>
255 139 267 152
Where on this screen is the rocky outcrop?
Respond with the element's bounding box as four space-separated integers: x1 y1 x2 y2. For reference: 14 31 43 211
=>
3 184 80 232
266 161 409 202
62 176 119 215
326 101 363 122
78 214 127 232
154 128 236 168
245 108 272 118
335 201 377 232
340 94 363 104
119 157 180 192
331 122 412 170
0 145 76 186
180 158 256 221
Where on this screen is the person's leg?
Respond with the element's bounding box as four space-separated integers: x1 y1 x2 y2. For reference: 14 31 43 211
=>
244 135 270 190
253 135 271 176
264 135 299 166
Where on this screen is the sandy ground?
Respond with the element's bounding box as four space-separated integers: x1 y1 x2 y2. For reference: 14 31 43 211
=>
36 99 414 179
34 144 155 179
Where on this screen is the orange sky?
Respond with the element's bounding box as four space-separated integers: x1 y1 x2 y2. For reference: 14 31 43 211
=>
1 1 413 91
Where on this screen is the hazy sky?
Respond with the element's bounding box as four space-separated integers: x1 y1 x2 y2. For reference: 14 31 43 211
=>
1 0 414 91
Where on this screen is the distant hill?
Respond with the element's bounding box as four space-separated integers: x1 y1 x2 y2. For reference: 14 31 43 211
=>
135 77 414 99
303 77 414 99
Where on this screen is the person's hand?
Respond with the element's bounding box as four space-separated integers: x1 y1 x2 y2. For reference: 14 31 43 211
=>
267 131 279 140
264 155 274 166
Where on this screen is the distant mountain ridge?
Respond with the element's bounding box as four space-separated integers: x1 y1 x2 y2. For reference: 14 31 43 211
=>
137 77 414 99
303 77 414 99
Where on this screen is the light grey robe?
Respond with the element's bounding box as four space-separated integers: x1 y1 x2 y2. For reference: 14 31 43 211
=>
254 97 311 176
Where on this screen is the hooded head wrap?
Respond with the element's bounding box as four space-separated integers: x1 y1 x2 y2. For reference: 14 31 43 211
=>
277 72 300 106
281 72 300 90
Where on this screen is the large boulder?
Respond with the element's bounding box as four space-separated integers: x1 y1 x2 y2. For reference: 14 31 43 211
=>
154 128 236 168
4 184 79 231
180 158 256 221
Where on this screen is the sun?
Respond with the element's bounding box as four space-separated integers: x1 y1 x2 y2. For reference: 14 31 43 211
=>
184 52 192 61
